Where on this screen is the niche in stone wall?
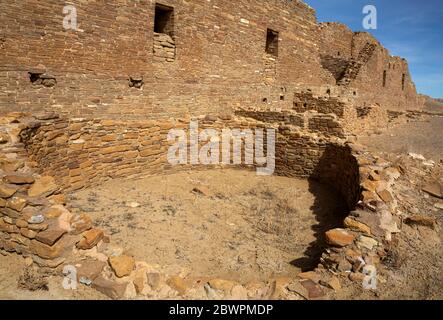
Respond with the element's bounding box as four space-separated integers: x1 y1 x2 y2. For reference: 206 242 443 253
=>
129 76 144 89
153 3 175 62
402 73 405 90
29 72 56 88
383 70 387 87
265 29 279 57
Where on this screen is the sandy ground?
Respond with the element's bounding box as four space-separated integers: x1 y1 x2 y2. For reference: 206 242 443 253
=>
358 117 443 162
0 253 107 300
69 169 347 283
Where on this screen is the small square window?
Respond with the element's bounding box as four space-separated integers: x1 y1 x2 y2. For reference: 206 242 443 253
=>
154 3 174 37
266 29 279 57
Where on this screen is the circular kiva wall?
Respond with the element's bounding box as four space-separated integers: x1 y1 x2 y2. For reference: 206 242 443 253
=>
21 115 360 210
1 112 401 299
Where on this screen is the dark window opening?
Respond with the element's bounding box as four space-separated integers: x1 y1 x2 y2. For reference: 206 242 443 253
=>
280 95 285 101
337 51 341 56
383 70 387 87
402 73 406 90
353 91 357 96
265 29 279 57
326 89 331 95
154 3 174 37
262 98 268 103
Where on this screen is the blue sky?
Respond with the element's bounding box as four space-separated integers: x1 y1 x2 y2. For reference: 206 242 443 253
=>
304 0 443 98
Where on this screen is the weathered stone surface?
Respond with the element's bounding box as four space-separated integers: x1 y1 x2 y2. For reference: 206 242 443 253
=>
0 183 18 198
0 218 19 233
344 217 371 235
147 272 162 290
298 271 321 283
3 173 34 184
300 280 325 299
208 279 236 292
0 132 9 144
6 196 27 212
32 255 65 268
229 285 248 300
422 182 443 199
35 227 67 246
20 228 37 239
77 228 104 250
326 276 341 291
70 213 92 235
325 228 355 247
77 259 106 281
108 255 135 278
405 215 436 229
377 189 394 203
267 277 292 299
1 207 21 219
30 236 69 260
356 235 379 250
92 276 128 300
42 206 64 218
28 176 58 197
167 276 188 296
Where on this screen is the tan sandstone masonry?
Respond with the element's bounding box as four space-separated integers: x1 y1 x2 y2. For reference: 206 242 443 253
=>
0 0 423 118
20 113 357 204
1 112 402 299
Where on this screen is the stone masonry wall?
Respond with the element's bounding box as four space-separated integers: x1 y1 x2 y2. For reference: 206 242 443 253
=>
0 0 335 118
318 23 424 111
2 111 406 300
20 113 355 207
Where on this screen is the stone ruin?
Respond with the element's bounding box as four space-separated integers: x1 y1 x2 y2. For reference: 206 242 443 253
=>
0 0 432 299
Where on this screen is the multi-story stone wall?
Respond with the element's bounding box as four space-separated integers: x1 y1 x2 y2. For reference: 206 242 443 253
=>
318 23 424 111
0 0 423 119
0 0 335 119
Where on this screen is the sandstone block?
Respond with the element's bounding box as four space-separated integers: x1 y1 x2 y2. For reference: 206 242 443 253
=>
325 228 355 247
109 255 135 278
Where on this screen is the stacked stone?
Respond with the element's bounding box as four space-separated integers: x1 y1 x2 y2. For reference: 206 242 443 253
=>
307 114 345 138
0 112 104 269
0 111 410 299
293 91 347 117
263 54 277 85
153 32 176 62
337 43 376 86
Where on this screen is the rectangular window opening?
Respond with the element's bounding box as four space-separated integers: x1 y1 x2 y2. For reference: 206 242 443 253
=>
266 29 279 57
383 70 387 87
154 3 174 37
402 73 405 90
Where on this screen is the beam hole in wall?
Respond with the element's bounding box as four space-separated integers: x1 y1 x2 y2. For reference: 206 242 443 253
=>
129 76 144 89
29 72 56 88
265 29 279 57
